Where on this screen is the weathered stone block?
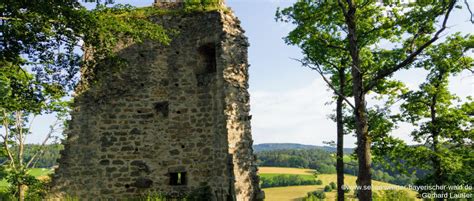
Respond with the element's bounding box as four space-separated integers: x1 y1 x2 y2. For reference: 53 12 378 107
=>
133 178 153 188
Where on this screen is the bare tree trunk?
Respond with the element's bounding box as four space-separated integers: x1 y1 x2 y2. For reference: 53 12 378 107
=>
432 131 442 201
345 2 372 200
353 95 372 201
430 92 443 201
336 67 346 201
336 97 345 201
18 184 26 201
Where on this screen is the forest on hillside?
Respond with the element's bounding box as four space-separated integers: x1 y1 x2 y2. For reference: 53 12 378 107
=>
0 144 62 168
256 149 418 186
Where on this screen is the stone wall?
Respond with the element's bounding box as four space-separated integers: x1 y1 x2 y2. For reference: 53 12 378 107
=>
50 6 263 201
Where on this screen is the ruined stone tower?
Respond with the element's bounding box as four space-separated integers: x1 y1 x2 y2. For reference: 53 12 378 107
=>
51 0 263 200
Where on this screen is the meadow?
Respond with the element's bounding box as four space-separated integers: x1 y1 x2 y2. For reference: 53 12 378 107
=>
259 167 419 201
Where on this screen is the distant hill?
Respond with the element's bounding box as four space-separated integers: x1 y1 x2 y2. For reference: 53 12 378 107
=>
253 143 353 153
253 144 418 186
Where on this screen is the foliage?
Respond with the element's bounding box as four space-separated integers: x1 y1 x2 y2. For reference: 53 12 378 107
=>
257 149 336 173
260 174 322 188
256 148 417 186
276 0 463 199
304 190 326 200
372 190 414 201
330 181 337 189
0 144 62 168
253 143 353 153
324 185 333 192
3 169 49 200
183 0 224 12
0 190 15 201
395 34 474 195
0 1 171 200
0 0 170 91
343 185 350 194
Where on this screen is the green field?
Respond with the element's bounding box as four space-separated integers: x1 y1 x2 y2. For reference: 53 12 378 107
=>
0 168 53 189
260 173 315 181
259 167 419 201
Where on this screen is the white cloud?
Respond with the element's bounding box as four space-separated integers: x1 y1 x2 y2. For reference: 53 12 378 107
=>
250 78 358 146
250 71 474 147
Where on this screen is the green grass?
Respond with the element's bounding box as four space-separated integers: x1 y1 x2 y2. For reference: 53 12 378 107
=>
27 168 53 177
0 168 53 189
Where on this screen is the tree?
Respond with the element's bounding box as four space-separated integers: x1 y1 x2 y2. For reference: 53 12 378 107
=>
282 17 354 201
1 0 170 199
277 0 460 199
0 62 67 200
399 34 473 199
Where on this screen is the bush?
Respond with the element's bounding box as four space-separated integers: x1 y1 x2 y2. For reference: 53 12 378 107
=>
2 170 50 200
324 185 332 192
343 185 351 194
314 179 323 185
329 181 337 189
0 190 15 201
372 190 415 201
305 190 326 200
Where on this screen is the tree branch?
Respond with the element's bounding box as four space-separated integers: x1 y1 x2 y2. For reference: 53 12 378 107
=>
315 38 347 51
26 119 60 169
337 0 348 17
465 0 474 23
293 58 356 110
16 111 25 168
365 0 456 92
2 111 16 169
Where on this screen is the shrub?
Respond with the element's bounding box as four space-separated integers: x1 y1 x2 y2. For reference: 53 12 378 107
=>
2 170 50 200
0 190 15 201
343 185 351 194
373 190 415 201
324 185 332 192
329 181 337 189
305 190 326 200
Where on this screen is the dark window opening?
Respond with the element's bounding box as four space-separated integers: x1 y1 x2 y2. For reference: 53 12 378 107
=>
196 43 217 86
198 43 217 74
154 101 169 117
169 172 187 186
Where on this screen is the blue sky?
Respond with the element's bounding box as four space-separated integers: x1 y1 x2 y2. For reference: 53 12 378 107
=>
27 0 473 148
